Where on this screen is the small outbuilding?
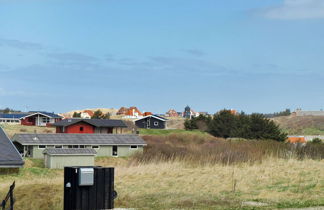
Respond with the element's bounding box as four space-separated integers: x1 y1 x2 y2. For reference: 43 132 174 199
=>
43 148 97 169
135 115 167 129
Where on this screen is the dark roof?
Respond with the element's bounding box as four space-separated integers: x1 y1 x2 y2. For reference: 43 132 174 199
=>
23 111 62 119
0 111 62 119
13 134 147 146
43 148 97 155
0 128 24 167
0 113 28 119
52 119 127 128
134 115 168 122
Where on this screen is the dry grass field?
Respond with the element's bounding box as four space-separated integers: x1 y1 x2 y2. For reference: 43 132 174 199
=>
0 134 324 209
272 115 324 135
0 124 55 138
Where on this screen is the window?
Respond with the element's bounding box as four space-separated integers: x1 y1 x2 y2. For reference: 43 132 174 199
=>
42 118 50 123
68 145 73 148
80 127 84 132
92 145 100 149
80 145 85 148
54 145 63 148
38 145 46 149
72 145 79 148
154 121 159 126
130 145 138 149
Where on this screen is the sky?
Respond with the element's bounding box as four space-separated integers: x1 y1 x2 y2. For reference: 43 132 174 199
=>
1 0 324 114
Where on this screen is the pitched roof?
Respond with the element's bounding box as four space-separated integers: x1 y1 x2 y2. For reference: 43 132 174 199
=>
23 111 62 119
12 134 147 146
0 111 62 119
43 148 97 155
52 119 127 128
0 128 24 167
134 115 168 122
0 113 28 119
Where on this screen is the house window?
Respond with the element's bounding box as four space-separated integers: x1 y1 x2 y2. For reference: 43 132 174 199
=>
92 145 100 149
54 145 63 148
130 145 138 149
42 118 50 123
80 127 84 132
72 145 79 148
68 145 73 148
80 145 85 148
154 121 159 126
38 145 46 149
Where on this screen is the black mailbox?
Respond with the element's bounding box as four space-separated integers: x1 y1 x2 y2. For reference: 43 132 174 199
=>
64 166 116 210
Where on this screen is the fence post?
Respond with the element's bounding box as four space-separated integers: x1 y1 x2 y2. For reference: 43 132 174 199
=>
9 182 15 210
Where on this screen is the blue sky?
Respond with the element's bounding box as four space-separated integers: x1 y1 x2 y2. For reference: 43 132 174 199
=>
1 0 324 114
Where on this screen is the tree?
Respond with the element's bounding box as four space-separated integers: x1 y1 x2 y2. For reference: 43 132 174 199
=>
91 109 104 119
72 112 81 118
208 110 237 138
103 112 111 119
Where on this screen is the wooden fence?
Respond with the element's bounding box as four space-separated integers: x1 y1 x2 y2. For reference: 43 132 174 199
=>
1 182 15 210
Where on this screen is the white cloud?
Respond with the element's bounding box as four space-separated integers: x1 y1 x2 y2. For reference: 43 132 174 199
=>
262 0 324 20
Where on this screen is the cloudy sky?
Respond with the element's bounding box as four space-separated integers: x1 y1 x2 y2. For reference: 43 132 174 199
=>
1 0 324 114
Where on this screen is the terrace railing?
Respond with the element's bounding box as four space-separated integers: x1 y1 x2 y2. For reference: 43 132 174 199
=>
1 182 15 210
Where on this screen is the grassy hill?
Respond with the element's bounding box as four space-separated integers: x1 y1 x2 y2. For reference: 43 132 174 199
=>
272 115 324 135
0 124 55 138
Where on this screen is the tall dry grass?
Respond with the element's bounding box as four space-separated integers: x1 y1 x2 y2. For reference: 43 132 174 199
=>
131 134 324 166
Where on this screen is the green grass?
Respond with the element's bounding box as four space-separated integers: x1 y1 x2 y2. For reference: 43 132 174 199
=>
283 127 324 135
138 128 209 136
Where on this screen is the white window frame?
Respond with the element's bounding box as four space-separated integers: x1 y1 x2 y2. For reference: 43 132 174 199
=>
38 145 46 149
54 145 63 148
154 121 159 126
92 145 100 149
130 145 138 149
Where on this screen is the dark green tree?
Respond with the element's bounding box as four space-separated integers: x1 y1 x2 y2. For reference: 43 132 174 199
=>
72 112 81 118
91 109 104 119
208 110 237 138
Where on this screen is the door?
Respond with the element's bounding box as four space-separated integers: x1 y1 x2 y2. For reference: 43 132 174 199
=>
112 146 118 157
107 127 113 134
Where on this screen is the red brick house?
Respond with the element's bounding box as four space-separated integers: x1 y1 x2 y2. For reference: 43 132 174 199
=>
52 119 127 134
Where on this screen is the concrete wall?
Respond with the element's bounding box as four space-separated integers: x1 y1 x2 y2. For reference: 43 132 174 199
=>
45 155 95 169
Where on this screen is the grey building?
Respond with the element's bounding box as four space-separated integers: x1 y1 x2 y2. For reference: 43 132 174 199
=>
0 128 24 168
135 115 167 129
12 133 147 159
43 148 97 169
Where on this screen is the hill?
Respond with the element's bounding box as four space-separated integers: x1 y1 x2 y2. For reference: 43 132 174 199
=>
61 108 118 118
272 115 324 135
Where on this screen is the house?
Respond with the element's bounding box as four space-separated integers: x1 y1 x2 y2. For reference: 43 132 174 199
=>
166 109 179 117
135 115 167 129
0 111 62 126
183 106 199 119
52 119 127 134
287 136 306 143
43 148 97 169
0 128 24 168
12 133 147 159
117 106 143 118
20 111 63 126
80 110 94 119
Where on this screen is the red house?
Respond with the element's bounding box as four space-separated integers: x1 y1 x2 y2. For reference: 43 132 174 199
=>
52 119 127 134
20 112 62 126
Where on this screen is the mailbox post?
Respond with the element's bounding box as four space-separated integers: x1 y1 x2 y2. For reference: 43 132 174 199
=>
64 166 116 210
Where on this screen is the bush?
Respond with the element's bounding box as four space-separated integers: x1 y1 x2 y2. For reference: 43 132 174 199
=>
311 138 322 144
185 110 287 141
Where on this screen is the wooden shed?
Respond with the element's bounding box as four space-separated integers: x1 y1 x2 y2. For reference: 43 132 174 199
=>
43 148 96 169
